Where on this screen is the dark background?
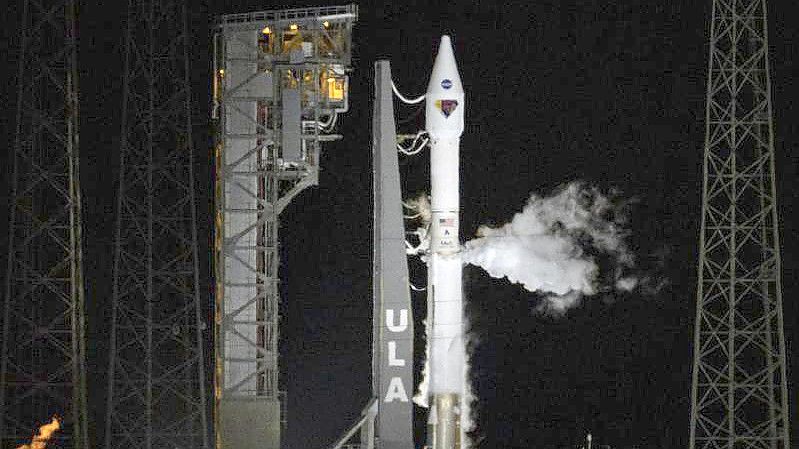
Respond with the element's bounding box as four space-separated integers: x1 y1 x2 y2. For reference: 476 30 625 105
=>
1 0 798 448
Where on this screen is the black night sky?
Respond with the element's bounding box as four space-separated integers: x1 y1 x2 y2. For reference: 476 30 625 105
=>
1 1 799 448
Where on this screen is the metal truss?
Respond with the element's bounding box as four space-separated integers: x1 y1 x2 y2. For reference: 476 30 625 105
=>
689 1 791 448
218 5 356 26
213 7 355 448
104 1 209 448
0 1 88 449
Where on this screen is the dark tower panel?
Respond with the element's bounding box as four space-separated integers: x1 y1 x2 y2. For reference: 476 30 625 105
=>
373 60 415 449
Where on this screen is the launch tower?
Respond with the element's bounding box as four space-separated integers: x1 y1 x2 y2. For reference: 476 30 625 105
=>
688 0 791 448
104 1 210 449
0 2 88 448
212 6 357 449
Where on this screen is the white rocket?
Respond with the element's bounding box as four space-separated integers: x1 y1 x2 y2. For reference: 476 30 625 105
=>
425 35 466 449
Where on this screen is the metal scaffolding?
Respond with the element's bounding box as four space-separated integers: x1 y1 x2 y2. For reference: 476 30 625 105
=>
0 1 88 449
688 1 791 448
104 1 210 449
212 6 356 449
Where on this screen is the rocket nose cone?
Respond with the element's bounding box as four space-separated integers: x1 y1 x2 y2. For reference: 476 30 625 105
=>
427 35 463 95
439 34 452 50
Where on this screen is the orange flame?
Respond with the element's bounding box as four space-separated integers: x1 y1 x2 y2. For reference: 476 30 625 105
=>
16 416 61 449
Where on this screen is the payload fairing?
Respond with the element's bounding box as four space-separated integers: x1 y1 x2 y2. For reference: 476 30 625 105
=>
425 35 467 449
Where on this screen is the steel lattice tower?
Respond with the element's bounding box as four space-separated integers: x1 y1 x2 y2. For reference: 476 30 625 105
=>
688 0 791 448
0 1 88 448
212 7 356 448
104 1 210 448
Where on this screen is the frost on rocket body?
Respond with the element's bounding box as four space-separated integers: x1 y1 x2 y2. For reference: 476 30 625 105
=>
462 182 637 313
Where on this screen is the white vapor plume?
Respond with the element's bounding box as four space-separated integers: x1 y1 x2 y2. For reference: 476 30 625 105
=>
413 317 431 408
411 182 641 447
408 192 433 408
405 193 432 223
462 182 636 313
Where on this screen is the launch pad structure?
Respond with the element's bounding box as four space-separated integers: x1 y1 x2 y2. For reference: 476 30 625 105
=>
2 1 794 449
212 5 357 449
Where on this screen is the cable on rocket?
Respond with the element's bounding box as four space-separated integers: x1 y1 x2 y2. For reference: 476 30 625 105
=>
391 79 426 104
398 131 429 155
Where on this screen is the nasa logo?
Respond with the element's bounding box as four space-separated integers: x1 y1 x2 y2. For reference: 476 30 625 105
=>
441 79 453 89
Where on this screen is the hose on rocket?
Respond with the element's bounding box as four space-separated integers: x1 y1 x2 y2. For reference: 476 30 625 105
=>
391 79 426 104
317 112 338 131
398 131 429 155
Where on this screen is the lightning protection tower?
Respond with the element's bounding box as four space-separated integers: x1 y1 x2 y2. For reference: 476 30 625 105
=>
104 1 210 448
212 6 356 449
0 1 88 449
688 1 791 448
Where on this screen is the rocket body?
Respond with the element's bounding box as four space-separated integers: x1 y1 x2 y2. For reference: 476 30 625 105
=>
425 35 465 449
